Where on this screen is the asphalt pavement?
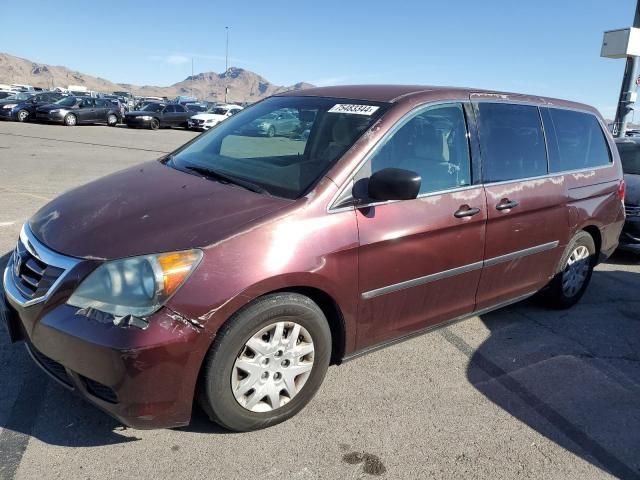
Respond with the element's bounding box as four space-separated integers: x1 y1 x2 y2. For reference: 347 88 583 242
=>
0 121 639 480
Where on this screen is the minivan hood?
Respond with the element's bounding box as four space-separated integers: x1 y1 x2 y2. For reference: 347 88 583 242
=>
625 173 640 206
28 160 293 259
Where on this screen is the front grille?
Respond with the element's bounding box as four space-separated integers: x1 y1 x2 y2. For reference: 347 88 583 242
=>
81 376 118 403
28 343 72 386
11 238 64 301
626 205 640 217
191 119 204 125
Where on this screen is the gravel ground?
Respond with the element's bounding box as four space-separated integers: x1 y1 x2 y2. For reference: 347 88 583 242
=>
0 121 639 480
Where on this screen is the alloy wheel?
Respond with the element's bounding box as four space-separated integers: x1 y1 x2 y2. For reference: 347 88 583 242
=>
17 110 29 122
231 320 315 413
562 245 590 297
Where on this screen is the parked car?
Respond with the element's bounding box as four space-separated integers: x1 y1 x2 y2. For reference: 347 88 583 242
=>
124 102 191 130
615 137 640 253
0 91 15 100
238 109 301 137
0 91 64 122
188 104 243 130
1 86 624 432
185 103 207 114
35 96 121 126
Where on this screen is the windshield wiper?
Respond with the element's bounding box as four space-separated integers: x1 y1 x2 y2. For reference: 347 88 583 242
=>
183 165 268 195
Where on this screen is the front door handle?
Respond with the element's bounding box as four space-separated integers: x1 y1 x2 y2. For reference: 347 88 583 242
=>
496 199 519 211
454 205 481 218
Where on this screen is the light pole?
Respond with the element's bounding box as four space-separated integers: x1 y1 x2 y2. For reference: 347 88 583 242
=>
608 0 640 137
225 26 230 103
191 57 194 99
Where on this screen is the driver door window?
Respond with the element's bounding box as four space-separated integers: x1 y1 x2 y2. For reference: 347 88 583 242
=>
358 103 472 197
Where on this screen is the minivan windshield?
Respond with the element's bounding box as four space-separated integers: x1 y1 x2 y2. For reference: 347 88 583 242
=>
617 141 640 175
167 96 388 199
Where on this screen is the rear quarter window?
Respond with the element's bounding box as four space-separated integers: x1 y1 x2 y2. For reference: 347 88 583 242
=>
541 108 612 173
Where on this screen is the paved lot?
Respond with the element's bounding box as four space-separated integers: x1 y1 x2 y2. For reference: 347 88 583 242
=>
0 121 639 480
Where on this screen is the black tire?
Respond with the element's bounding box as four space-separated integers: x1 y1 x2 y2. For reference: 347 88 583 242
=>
267 125 276 137
150 118 160 130
537 231 596 309
107 114 118 126
198 292 331 432
63 113 77 126
16 109 29 122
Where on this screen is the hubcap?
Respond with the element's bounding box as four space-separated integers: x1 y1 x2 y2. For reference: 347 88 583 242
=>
18 111 28 121
232 321 314 412
562 245 590 297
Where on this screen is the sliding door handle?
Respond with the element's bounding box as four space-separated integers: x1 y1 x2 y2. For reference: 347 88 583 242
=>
496 199 519 211
454 206 481 218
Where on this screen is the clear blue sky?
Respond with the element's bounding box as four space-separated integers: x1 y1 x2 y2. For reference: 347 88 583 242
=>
2 0 638 118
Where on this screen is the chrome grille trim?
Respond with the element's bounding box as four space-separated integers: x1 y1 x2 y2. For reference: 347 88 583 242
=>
3 224 81 307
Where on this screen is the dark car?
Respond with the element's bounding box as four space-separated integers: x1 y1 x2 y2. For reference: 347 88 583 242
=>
2 86 624 432
0 91 15 100
35 96 121 126
615 137 640 253
124 102 191 130
0 91 65 122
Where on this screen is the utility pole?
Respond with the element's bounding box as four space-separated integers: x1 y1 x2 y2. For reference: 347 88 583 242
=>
191 57 194 99
225 26 230 103
611 1 640 137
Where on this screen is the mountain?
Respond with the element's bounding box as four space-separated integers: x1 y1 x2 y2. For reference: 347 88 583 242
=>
0 52 314 103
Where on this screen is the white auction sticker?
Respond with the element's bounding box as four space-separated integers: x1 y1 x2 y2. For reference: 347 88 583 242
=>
327 104 380 116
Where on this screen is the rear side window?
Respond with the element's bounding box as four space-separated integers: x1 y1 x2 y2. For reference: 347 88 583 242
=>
175 104 187 112
476 103 547 182
164 105 176 113
541 108 611 172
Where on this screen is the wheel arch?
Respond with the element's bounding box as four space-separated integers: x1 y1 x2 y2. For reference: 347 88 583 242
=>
270 286 346 365
581 224 602 256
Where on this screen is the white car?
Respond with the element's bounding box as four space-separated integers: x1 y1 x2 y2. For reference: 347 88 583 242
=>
188 104 243 131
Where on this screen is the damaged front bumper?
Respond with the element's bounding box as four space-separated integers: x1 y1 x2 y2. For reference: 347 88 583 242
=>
2 288 208 429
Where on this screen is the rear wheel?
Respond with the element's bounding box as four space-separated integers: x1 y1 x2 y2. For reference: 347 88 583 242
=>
107 114 118 126
537 231 596 309
63 113 77 126
16 110 29 122
198 293 331 432
150 118 160 130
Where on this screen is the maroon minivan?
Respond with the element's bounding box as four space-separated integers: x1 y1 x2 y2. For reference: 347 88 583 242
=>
1 86 625 431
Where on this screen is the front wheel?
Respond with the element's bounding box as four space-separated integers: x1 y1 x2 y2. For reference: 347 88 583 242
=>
198 293 331 432
267 125 276 137
63 113 77 126
150 118 160 130
537 231 596 309
16 110 29 122
107 114 118 126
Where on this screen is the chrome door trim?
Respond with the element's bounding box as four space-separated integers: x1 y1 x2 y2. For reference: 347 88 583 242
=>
362 261 484 300
483 241 559 267
361 241 559 300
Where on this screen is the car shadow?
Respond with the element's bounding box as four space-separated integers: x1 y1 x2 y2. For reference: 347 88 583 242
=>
457 265 640 479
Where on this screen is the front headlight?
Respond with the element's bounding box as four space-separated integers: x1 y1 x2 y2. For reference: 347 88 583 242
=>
67 249 203 317
139 115 153 120
3 104 17 109
49 109 61 114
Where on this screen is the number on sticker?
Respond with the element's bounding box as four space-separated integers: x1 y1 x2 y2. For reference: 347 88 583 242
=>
328 104 380 116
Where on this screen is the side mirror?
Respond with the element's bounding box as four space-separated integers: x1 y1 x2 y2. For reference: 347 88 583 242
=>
367 168 421 201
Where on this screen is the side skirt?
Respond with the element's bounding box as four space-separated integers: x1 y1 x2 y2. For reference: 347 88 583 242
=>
341 291 537 363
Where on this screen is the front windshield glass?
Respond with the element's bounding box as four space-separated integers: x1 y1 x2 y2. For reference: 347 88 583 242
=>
55 96 79 107
142 103 164 112
168 96 388 199
212 107 229 115
617 142 640 175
